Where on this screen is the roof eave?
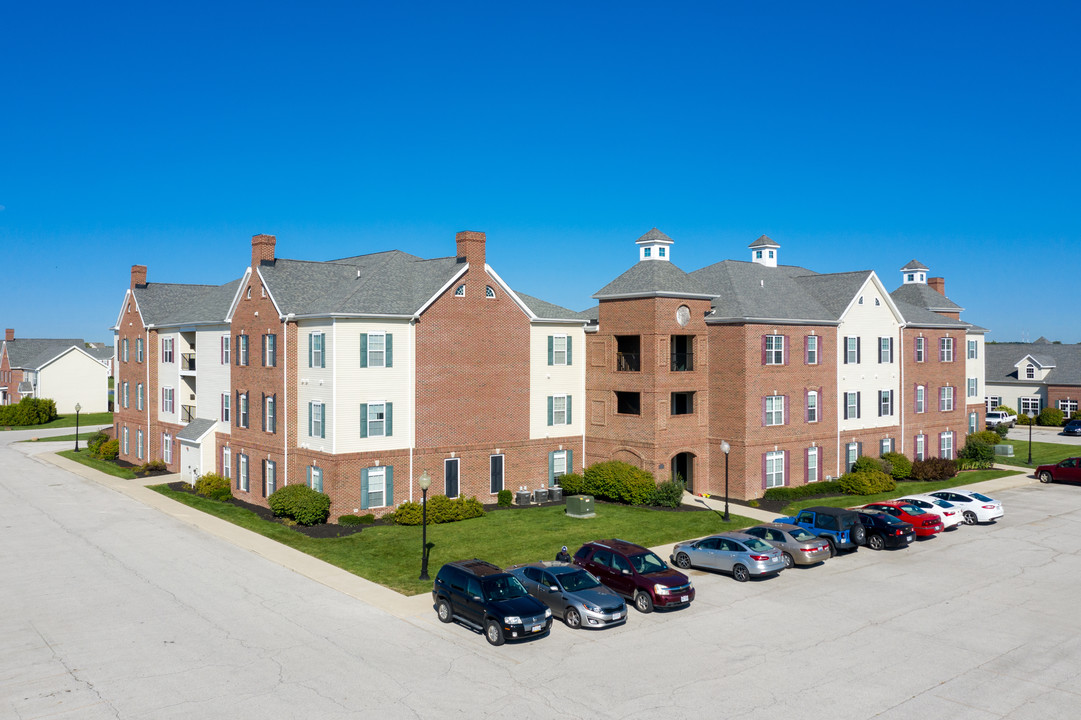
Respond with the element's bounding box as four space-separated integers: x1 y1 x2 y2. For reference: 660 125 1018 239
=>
705 316 840 326
592 291 719 301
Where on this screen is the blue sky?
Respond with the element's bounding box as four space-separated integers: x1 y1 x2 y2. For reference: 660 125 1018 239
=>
2 1 1078 343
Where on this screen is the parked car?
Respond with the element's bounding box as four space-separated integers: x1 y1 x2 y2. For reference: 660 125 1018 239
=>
507 562 627 629
928 490 1005 524
1035 457 1081 485
671 532 786 581
854 509 915 550
898 494 965 530
432 559 552 646
742 522 831 568
573 539 694 613
862 502 944 537
986 410 1017 428
1063 420 1081 436
774 506 867 555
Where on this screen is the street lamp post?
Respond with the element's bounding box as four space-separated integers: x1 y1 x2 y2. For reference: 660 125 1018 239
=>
418 471 432 581
74 403 82 452
1027 411 1035 465
720 441 731 522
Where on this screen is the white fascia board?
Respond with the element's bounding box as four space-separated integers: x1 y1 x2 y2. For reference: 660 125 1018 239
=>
592 291 719 301
255 266 284 318
36 344 99 371
288 313 415 321
224 267 253 323
485 264 537 320
413 264 470 318
531 317 588 325
706 316 839 326
112 288 146 332
1015 354 1055 370
836 272 906 326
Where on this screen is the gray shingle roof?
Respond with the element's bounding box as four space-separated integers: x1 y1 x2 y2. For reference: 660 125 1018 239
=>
134 279 242 327
890 283 963 313
593 260 715 300
86 345 114 362
900 259 929 271
986 343 1081 386
636 228 673 244
177 418 218 442
688 260 848 323
514 293 584 321
748 235 779 248
891 298 971 328
4 338 85 369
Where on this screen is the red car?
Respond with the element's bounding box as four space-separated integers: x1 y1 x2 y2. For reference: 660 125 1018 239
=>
862 502 944 537
1036 457 1081 485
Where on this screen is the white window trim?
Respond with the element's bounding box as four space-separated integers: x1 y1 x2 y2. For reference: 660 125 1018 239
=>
765 335 784 365
807 447 819 482
552 394 569 426
163 433 172 464
765 450 785 488
553 450 568 478
238 454 249 492
806 391 818 423
940 386 954 412
222 447 231 479
940 432 954 460
367 332 386 368
163 387 175 414
806 335 819 365
915 337 926 363
367 401 386 437
367 466 387 509
765 395 784 426
552 335 569 366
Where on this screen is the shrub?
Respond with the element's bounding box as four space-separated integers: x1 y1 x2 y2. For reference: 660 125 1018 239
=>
993 423 1010 439
911 457 959 481
194 472 232 501
268 484 331 526
1038 407 1065 427
87 430 110 454
392 495 486 525
838 470 895 495
496 489 513 507
96 439 119 460
1017 413 1035 426
968 430 1001 447
763 480 844 501
558 473 585 495
583 461 657 505
651 479 686 508
1073 411 1081 421
993 405 1017 416
338 514 374 526
958 440 994 463
880 452 912 480
957 458 994 470
0 397 58 426
853 456 887 474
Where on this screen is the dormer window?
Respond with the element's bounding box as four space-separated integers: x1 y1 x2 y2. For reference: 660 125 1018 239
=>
454 284 465 297
907 273 914 282
644 248 652 258
756 250 763 259
1026 364 1035 379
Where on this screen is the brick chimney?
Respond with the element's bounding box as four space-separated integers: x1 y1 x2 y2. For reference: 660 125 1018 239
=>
131 265 147 288
928 277 945 296
456 231 486 269
5 328 13 342
252 234 276 265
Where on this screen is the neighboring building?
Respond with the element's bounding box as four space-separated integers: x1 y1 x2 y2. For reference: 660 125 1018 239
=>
0 329 110 413
583 231 986 500
984 338 1081 420
112 232 586 516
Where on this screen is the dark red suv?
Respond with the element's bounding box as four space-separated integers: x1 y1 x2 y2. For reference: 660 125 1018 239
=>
573 539 694 613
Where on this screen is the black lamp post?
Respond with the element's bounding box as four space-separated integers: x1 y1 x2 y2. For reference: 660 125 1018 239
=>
720 441 731 522
74 403 82 452
418 470 432 581
1027 411 1035 465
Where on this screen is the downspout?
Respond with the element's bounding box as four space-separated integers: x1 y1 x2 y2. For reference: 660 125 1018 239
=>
409 318 416 503
898 325 905 457
284 314 292 485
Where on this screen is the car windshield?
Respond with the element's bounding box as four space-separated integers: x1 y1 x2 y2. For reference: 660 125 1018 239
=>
629 552 668 574
557 570 601 592
898 504 925 514
481 575 529 600
741 537 773 552
969 492 995 503
788 527 816 541
875 513 904 526
932 499 954 509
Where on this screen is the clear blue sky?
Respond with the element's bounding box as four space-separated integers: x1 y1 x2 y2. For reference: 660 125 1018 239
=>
2 1 1078 343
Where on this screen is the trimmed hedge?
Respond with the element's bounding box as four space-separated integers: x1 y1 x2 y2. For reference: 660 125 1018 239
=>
838 470 896 495
763 480 844 501
338 513 375 526
993 423 1010 439
496 489 513 507
651 479 685 508
967 430 1001 447
880 452 912 480
911 457 959 481
582 461 657 505
1038 408 1065 427
392 495 485 525
852 456 888 474
558 473 585 495
958 440 994 463
96 439 119 461
268 484 331 526
194 473 232 501
0 397 58 426
87 430 110 455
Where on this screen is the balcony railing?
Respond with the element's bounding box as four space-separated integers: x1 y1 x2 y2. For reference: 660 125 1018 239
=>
181 405 196 423
671 352 694 372
180 353 196 372
616 352 640 372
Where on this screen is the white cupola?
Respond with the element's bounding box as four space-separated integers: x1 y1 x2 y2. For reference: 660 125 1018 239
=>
900 259 929 285
749 235 779 267
636 228 674 262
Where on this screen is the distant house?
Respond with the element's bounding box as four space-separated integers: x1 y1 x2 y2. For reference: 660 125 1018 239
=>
0 329 110 413
984 338 1081 419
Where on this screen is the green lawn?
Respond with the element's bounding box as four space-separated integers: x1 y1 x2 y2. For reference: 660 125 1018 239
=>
20 432 99 444
149 485 754 596
57 449 137 479
1 412 113 431
995 439 1079 469
779 469 1018 515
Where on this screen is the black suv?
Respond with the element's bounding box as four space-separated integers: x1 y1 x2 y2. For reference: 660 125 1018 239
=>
432 559 552 645
855 509 915 550
573 539 694 613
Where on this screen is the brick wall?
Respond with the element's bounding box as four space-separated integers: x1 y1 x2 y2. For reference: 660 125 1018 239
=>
900 327 968 457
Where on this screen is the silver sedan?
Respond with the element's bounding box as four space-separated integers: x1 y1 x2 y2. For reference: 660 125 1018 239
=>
507 562 628 629
670 532 786 582
742 522 832 568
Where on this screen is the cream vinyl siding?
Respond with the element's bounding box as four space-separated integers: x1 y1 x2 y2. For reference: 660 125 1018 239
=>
965 333 985 404
983 383 1045 415
37 349 109 413
334 318 414 453
297 321 334 453
196 325 231 433
837 278 902 432
157 330 180 424
529 323 586 439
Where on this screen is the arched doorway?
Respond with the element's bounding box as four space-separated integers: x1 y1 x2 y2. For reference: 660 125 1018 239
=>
671 452 695 493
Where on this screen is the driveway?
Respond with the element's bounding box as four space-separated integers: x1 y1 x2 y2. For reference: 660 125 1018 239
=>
3 436 1081 719
1006 424 1081 446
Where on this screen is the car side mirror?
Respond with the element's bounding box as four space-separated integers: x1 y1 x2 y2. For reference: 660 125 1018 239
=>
549 585 559 592
621 569 631 575
472 596 482 602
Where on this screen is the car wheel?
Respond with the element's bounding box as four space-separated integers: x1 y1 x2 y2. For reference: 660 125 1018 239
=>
436 599 453 623
782 552 794 569
867 533 885 551
633 590 654 613
732 564 750 582
484 619 505 646
826 537 837 557
851 524 867 545
1040 471 1053 484
963 510 978 525
674 552 692 569
564 608 582 629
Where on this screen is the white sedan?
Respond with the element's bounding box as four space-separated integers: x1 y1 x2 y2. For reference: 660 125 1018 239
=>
929 490 1004 524
899 494 964 530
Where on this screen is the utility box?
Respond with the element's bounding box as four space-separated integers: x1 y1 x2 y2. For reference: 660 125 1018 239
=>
994 444 1015 457
515 490 532 506
565 494 595 518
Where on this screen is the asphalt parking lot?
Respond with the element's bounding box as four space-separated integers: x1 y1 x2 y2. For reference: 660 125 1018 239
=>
3 434 1080 719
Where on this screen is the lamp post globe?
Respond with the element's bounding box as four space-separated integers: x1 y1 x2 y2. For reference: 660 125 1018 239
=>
419 471 432 581
720 441 731 522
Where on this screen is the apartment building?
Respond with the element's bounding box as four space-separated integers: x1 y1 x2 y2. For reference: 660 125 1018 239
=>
1 328 109 413
113 232 586 517
584 230 986 500
984 339 1081 419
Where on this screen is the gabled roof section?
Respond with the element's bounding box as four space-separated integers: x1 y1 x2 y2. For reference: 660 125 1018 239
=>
748 234 779 248
892 298 971 328
690 260 836 323
636 228 673 245
1016 354 1056 369
133 279 242 327
514 292 586 322
4 337 86 369
890 283 964 313
38 344 102 370
177 418 219 442
986 343 1081 386
900 259 929 272
593 260 715 300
